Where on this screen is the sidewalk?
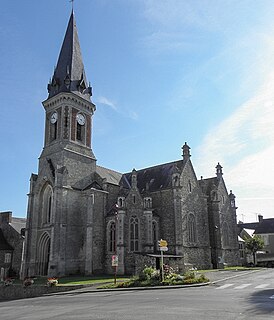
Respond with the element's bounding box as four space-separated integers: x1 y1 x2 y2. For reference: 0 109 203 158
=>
202 269 261 284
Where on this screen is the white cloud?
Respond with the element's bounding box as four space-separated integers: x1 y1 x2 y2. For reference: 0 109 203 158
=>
96 96 139 122
194 71 274 221
97 96 117 111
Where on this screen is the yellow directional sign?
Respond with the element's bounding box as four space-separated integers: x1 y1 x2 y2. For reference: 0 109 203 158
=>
159 239 168 247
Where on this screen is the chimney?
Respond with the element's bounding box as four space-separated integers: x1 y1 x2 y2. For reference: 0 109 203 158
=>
258 214 263 222
0 211 12 224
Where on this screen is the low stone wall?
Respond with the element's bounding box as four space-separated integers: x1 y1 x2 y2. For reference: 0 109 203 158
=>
0 285 84 301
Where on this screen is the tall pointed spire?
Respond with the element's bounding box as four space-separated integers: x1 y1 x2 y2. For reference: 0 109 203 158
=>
47 11 92 102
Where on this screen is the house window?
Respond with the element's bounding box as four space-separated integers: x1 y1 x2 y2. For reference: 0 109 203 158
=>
132 195 136 204
261 234 269 245
108 221 116 252
130 216 139 252
187 214 196 243
4 253 11 264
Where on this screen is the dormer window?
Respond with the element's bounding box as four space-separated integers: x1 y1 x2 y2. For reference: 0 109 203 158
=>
118 197 125 208
144 197 152 209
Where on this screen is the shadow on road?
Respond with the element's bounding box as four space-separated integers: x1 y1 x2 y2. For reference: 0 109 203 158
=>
247 289 274 315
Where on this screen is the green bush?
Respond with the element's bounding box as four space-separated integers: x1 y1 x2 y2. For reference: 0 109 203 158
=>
183 271 196 280
99 267 209 289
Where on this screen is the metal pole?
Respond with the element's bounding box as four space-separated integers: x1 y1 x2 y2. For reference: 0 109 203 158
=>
161 250 164 282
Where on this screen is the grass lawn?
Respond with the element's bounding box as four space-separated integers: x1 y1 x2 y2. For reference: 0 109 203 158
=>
6 275 130 287
58 275 130 286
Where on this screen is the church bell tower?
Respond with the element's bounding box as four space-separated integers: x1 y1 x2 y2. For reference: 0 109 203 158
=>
22 11 98 278
40 10 96 180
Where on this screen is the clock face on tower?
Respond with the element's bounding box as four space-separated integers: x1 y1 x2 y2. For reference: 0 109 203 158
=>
50 112 58 124
76 113 86 126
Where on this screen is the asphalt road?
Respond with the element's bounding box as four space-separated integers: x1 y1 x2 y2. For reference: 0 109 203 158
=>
1 269 274 320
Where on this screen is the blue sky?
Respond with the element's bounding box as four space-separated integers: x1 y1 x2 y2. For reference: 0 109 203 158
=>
1 0 274 222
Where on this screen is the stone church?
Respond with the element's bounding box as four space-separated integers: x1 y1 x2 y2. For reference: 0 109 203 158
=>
22 11 239 278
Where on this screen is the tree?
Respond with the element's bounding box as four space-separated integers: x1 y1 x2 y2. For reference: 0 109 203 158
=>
245 235 264 266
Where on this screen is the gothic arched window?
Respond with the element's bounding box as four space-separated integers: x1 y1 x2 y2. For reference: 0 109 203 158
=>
118 197 124 208
76 113 86 142
188 180 192 193
222 222 229 247
152 220 158 252
144 197 152 209
108 221 116 252
187 214 197 243
130 215 139 252
42 185 53 224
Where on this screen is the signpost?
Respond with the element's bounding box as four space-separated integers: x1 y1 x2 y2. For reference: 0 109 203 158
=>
112 255 118 284
158 239 168 282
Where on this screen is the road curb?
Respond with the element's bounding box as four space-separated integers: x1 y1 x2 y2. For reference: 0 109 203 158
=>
44 269 263 297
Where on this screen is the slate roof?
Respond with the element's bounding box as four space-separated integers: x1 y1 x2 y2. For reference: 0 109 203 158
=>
0 230 13 251
10 217 26 234
47 11 92 102
238 222 260 232
120 160 185 193
96 166 122 186
254 219 274 234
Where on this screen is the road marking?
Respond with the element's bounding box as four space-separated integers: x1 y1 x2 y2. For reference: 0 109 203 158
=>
234 284 252 289
216 284 234 289
255 284 270 289
270 295 274 299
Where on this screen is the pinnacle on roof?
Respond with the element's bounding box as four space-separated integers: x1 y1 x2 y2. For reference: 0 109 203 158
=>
47 11 92 102
182 142 191 160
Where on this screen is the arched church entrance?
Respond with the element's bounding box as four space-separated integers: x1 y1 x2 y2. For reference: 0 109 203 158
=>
37 232 50 276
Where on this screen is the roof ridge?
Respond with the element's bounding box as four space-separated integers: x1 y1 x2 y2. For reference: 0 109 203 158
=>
124 159 183 174
96 165 122 175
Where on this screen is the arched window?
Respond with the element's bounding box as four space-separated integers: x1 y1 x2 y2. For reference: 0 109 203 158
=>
130 216 139 252
37 232 50 276
118 197 124 208
108 221 116 252
50 122 57 141
188 180 192 193
76 113 86 142
187 214 197 243
222 222 229 247
42 185 53 224
76 122 82 141
152 220 158 252
144 197 152 209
